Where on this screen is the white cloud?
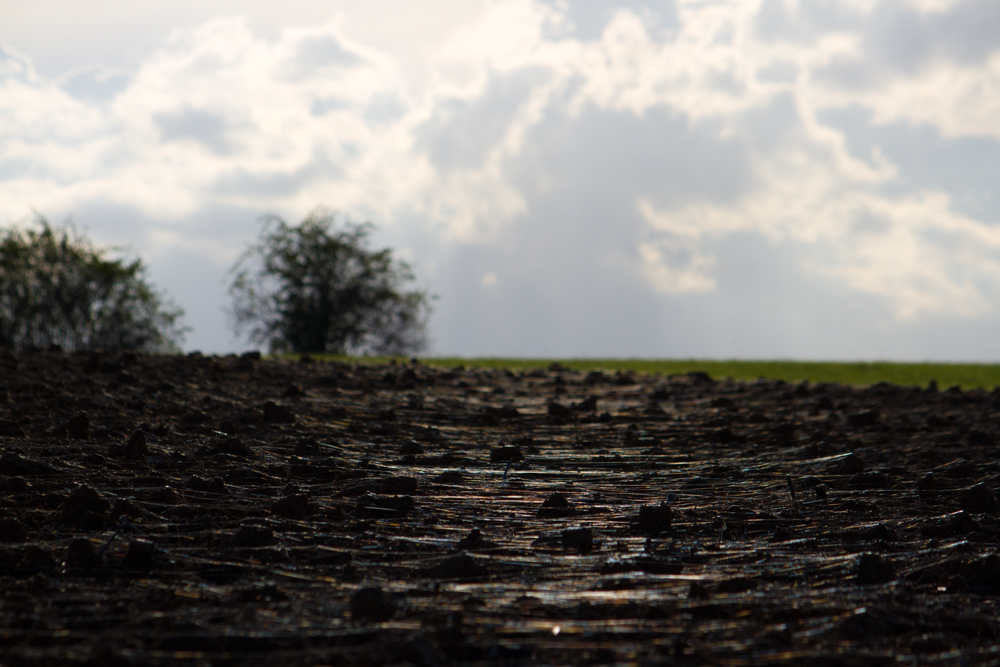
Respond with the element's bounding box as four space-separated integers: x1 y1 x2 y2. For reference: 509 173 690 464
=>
2 0 1000 357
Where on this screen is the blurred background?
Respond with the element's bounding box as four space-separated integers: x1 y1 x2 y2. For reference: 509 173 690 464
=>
2 0 999 360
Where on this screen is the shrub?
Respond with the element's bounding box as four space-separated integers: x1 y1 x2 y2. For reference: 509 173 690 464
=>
0 216 187 352
227 209 431 355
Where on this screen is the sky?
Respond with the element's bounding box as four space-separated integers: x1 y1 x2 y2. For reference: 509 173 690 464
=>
3 0 1000 360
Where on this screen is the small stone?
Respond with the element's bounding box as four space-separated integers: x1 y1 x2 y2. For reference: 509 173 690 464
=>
856 553 895 585
65 412 90 439
0 420 25 437
688 582 711 600
456 529 492 551
846 410 880 427
0 477 29 494
541 492 570 509
561 527 594 554
0 517 29 542
212 437 254 458
418 554 489 580
270 493 311 518
490 445 524 463
637 502 672 535
148 487 181 504
718 577 758 593
121 539 157 570
262 401 295 424
354 493 414 518
538 492 577 518
432 470 464 485
350 586 396 622
547 402 572 424
60 485 110 528
831 453 866 475
64 537 97 569
382 476 418 495
400 440 424 455
959 483 999 515
0 452 57 476
231 523 276 547
184 476 227 495
123 430 149 460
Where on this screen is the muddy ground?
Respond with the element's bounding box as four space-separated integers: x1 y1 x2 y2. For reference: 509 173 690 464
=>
1 349 999 666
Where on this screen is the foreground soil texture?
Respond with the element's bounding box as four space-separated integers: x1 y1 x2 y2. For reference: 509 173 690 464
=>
2 350 1000 666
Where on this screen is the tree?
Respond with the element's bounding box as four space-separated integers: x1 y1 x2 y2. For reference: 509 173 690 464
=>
227 209 432 355
0 216 188 352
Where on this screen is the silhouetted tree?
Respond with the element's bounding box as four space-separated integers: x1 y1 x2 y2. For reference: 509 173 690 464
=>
0 216 187 352
227 209 431 355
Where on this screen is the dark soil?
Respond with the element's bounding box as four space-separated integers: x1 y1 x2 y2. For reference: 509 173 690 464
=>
2 349 1000 666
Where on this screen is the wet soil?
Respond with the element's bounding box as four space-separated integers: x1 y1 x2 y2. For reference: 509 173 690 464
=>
1 349 999 666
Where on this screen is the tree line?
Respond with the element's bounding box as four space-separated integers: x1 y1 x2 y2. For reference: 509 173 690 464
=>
0 210 431 355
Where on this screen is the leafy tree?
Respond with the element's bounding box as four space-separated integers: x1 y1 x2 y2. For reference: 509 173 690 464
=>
227 209 432 355
0 216 188 352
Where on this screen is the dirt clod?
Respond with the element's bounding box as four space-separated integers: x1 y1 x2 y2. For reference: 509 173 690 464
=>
350 586 396 622
122 430 149 460
856 553 896 585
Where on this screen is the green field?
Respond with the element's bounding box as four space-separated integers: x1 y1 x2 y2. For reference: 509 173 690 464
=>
301 355 1000 390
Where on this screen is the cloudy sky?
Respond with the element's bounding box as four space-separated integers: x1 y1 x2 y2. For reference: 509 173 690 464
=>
3 0 1000 360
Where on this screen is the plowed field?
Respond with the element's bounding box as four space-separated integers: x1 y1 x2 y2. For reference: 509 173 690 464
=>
1 350 999 666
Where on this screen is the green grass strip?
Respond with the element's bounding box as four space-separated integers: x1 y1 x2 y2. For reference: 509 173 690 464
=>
287 354 1000 390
